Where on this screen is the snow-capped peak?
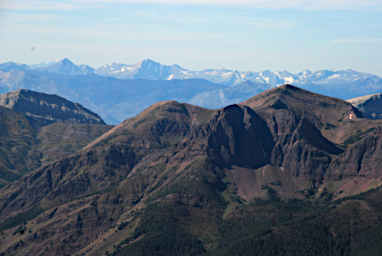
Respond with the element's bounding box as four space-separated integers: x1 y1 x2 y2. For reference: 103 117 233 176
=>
30 58 94 75
93 60 381 87
9 58 380 88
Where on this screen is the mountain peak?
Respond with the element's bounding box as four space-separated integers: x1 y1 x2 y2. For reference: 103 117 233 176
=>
245 84 307 100
58 57 74 65
278 83 300 90
241 84 361 126
0 89 105 126
139 58 160 67
142 58 156 62
31 58 96 76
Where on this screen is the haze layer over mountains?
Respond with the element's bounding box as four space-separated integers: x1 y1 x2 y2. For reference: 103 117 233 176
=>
1 58 382 123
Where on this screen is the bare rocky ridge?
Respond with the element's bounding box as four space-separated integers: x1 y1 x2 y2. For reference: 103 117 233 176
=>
1 85 382 255
348 93 382 119
0 89 105 126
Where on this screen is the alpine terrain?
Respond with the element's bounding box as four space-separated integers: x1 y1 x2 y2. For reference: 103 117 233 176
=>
0 85 382 255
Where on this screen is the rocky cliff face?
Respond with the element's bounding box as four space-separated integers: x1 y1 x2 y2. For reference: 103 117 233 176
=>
0 89 105 126
1 85 382 255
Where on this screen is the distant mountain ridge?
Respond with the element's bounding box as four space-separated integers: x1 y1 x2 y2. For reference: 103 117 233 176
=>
1 58 382 123
4 58 381 87
31 58 95 76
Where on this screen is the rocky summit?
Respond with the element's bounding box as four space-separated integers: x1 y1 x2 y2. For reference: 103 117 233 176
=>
1 85 382 255
0 89 105 126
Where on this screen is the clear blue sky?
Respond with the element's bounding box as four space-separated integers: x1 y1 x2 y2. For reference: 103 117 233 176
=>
1 0 382 75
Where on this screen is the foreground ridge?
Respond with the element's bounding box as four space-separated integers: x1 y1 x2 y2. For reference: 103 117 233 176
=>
0 85 382 255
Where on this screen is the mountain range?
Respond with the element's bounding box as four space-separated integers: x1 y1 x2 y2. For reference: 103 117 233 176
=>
1 58 382 124
1 85 382 255
21 58 382 87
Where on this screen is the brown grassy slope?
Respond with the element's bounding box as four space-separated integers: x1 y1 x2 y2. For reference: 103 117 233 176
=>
35 122 112 165
0 109 111 187
0 106 36 184
0 89 111 187
1 85 382 255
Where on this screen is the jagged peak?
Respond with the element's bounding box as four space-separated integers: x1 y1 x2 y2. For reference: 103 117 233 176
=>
59 57 73 63
138 58 160 66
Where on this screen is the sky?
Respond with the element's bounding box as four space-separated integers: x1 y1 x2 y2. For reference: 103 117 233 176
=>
1 0 382 75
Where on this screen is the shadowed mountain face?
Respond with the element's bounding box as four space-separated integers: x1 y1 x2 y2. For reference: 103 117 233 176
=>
2 85 382 255
207 104 274 169
348 93 382 119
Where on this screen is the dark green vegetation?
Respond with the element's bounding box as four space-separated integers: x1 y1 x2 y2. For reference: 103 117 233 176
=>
1 85 382 255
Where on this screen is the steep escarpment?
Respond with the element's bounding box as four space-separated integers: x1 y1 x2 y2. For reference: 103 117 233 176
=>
207 104 274 169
